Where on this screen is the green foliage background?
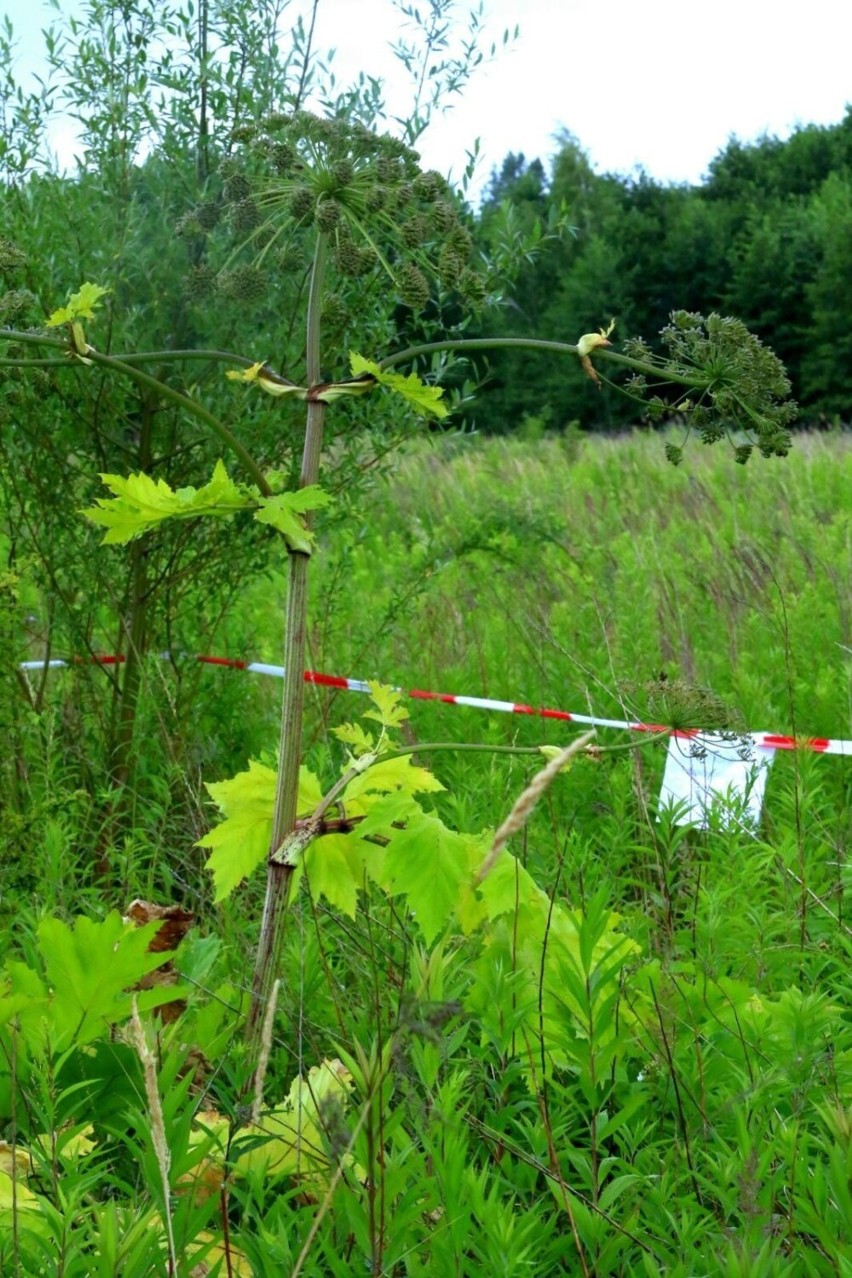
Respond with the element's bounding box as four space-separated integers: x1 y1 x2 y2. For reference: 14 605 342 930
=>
0 2 850 1274
470 116 852 432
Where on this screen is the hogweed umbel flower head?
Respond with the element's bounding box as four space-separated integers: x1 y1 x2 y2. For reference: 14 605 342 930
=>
623 311 797 462
197 108 488 315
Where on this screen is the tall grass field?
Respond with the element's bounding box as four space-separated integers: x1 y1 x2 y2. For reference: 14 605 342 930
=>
2 428 850 1276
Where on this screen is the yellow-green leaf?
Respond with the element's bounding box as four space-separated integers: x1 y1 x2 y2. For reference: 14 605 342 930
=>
192 1060 354 1192
33 1125 97 1162
375 811 481 943
363 681 409 730
226 361 305 397
343 753 444 803
226 360 266 383
240 1058 354 1184
576 318 616 357
82 461 252 545
537 744 577 773
46 282 110 327
349 352 448 419
303 833 367 918
253 485 332 552
36 914 177 1048
332 721 376 757
0 1165 43 1234
199 761 322 900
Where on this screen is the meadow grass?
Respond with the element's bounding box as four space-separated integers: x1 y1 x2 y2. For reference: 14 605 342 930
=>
240 427 850 873
205 427 850 1274
3 428 851 1275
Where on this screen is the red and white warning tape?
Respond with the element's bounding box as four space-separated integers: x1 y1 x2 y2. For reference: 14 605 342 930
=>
17 653 851 756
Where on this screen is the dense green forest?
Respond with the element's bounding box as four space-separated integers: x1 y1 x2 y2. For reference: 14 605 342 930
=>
1 3 850 1275
468 114 852 432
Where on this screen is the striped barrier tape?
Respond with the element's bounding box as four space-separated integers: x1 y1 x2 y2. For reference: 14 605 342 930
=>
16 652 851 756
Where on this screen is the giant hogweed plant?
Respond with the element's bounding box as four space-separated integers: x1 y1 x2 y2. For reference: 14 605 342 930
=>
0 111 798 1019
0 107 803 1265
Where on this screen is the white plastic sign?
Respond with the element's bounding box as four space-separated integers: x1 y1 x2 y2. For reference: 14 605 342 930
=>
659 733 774 830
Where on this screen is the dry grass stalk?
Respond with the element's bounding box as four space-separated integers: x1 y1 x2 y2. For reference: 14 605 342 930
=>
130 997 177 1273
475 730 596 884
250 978 281 1125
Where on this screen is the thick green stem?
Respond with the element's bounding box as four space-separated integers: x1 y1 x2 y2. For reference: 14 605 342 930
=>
2 330 709 418
1 328 698 392
379 337 710 392
248 233 328 1038
0 332 258 368
379 337 580 367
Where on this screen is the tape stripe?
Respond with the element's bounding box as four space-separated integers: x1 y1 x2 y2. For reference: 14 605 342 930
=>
17 653 851 754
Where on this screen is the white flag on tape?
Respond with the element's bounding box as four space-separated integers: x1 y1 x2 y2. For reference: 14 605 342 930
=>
659 734 774 830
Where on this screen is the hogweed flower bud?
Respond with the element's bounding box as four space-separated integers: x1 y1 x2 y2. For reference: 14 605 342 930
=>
289 186 315 220
430 199 457 234
577 319 616 384
459 268 487 307
401 214 429 249
0 238 26 273
336 242 373 278
183 264 216 300
397 262 429 311
271 141 296 176
375 153 401 183
223 172 251 204
175 212 205 241
438 244 467 289
315 198 342 231
365 184 388 212
231 199 262 233
330 158 354 188
413 170 445 202
195 200 221 230
217 264 267 303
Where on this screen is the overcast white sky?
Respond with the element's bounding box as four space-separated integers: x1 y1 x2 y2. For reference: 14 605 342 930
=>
5 0 852 198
